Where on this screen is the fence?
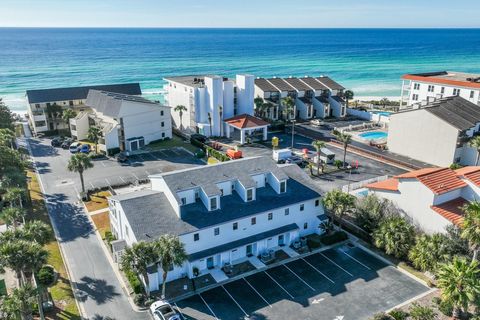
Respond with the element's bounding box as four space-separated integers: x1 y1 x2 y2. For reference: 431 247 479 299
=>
341 174 389 193
346 108 389 124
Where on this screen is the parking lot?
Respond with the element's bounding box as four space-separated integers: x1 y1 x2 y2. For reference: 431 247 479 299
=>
174 245 429 320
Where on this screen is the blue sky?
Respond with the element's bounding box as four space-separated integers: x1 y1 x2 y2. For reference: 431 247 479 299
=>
1 0 480 28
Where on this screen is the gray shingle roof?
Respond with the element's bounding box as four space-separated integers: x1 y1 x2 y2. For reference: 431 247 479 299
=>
267 78 295 92
255 78 279 92
283 77 312 92
26 83 141 104
423 96 480 131
316 77 345 91
188 223 299 262
86 90 160 118
299 77 329 91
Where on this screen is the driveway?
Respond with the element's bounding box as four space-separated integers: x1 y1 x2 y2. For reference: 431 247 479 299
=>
174 245 429 320
24 134 204 319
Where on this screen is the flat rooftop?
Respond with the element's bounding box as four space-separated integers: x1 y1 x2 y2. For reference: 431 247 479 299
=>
402 71 480 89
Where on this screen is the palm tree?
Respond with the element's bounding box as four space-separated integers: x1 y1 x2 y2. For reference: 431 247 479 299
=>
67 153 94 195
343 90 354 108
62 108 76 136
380 97 390 109
174 105 187 131
0 283 38 320
469 136 480 166
281 96 295 121
87 126 102 154
120 241 158 297
436 257 480 318
218 105 223 136
0 207 25 230
24 220 52 246
333 130 352 168
207 112 213 137
322 189 356 229
0 128 15 148
155 234 187 299
312 140 326 175
373 216 415 259
408 233 450 272
461 201 480 261
4 187 26 209
254 97 264 117
263 102 274 119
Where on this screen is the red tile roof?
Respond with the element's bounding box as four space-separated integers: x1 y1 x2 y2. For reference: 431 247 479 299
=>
396 167 467 195
224 114 270 129
402 74 480 89
455 166 480 187
365 178 399 192
431 197 468 226
395 167 444 179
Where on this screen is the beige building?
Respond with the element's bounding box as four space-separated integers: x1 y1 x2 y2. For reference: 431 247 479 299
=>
387 96 480 167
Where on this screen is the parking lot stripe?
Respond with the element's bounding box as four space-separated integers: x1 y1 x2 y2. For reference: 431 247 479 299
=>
242 278 272 308
105 178 110 186
341 249 372 270
282 264 316 291
264 271 295 299
89 182 95 189
100 161 106 167
221 285 249 317
320 252 354 276
132 172 139 180
119 176 126 183
198 293 219 320
301 258 335 284
173 302 185 319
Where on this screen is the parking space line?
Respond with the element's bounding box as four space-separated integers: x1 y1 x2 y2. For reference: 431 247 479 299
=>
340 249 372 270
320 252 354 276
242 278 272 308
89 182 95 189
105 178 110 186
145 170 150 176
100 161 106 167
264 271 295 299
282 264 315 291
221 285 248 317
198 293 219 320
119 176 126 183
173 303 185 319
149 152 160 160
138 154 146 161
132 172 139 180
301 258 335 284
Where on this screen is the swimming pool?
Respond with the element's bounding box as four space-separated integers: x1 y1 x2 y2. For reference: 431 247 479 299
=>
372 111 392 117
359 131 388 140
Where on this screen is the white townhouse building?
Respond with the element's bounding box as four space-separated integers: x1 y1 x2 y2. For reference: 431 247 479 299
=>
69 90 171 154
164 74 261 138
387 96 480 167
254 76 346 121
365 166 480 234
400 71 480 108
108 157 327 292
26 83 142 135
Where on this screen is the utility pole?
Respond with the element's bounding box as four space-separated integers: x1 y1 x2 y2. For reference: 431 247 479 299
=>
291 119 296 149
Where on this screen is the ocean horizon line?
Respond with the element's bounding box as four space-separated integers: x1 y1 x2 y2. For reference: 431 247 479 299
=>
1 26 480 30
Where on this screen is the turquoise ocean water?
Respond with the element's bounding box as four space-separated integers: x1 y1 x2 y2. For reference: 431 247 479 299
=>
1 28 480 113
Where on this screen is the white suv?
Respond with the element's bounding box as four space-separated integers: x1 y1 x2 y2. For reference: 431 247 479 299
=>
150 300 181 320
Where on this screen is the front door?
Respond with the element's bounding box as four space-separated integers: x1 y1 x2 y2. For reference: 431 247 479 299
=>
278 234 285 246
246 244 253 257
206 256 214 269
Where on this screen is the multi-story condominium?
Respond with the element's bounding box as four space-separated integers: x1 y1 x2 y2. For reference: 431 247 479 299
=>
26 83 141 135
400 71 480 108
108 157 327 292
366 166 480 234
254 76 346 121
387 96 480 167
163 75 257 137
70 90 171 154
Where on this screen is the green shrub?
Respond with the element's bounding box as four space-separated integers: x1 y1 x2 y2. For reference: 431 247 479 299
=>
449 163 463 170
105 231 116 244
133 293 146 306
206 146 230 162
433 297 453 316
107 147 120 156
195 150 206 158
388 309 408 320
370 312 394 320
125 268 144 294
334 159 343 168
408 303 436 320
307 237 322 249
190 138 206 150
37 265 55 287
320 231 348 245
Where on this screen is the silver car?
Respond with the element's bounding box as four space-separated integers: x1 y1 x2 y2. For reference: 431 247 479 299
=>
150 300 181 320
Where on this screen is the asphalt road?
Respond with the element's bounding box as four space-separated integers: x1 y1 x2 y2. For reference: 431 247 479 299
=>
22 129 203 319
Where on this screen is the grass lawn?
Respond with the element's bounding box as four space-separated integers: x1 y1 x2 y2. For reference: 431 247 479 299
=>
27 169 81 320
91 211 111 240
147 135 199 154
0 279 6 296
83 190 111 213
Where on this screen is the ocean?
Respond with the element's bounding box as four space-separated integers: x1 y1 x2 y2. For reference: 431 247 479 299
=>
1 28 480 114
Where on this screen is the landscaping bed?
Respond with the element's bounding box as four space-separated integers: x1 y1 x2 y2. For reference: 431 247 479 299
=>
91 211 111 240
83 190 111 212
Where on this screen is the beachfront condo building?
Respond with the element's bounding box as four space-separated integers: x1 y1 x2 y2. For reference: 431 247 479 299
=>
400 71 480 108
108 156 328 293
254 76 346 121
388 96 480 167
366 166 480 234
69 90 171 154
26 83 142 135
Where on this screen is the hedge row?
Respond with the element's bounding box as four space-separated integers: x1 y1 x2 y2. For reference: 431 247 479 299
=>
124 268 144 294
206 146 230 162
320 231 348 246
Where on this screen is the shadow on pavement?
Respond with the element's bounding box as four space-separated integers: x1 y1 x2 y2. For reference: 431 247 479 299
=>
74 276 120 304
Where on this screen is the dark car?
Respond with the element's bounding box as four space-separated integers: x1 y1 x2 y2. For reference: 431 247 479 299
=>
79 144 91 154
116 152 128 163
61 138 73 149
190 133 207 143
51 137 64 147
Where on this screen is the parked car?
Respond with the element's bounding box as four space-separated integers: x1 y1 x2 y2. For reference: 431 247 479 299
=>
79 144 91 154
69 142 82 153
150 300 181 320
61 138 73 149
116 152 128 163
51 137 64 147
190 133 207 143
286 155 306 167
310 119 323 126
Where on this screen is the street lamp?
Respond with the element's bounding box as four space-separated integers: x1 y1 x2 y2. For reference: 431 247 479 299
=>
291 119 296 149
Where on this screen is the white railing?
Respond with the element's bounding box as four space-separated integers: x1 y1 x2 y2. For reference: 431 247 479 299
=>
342 175 389 193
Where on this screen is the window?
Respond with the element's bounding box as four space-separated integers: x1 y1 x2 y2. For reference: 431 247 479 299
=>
35 104 40 108
220 189 224 196
413 83 420 90
46 103 51 107
441 87 445 94
303 223 308 229
427 85 434 92
300 204 304 211
69 100 74 106
125 225 129 237
285 208 289 215
233 222 238 230
453 88 460 96
412 94 419 101
161 121 165 127
268 212 273 220
246 188 253 201
210 197 217 210
194 233 199 241
214 227 219 236
471 91 475 99
162 132 165 138
161 110 164 116
181 197 187 205
315 199 320 207
231 184 234 192
280 181 286 193
251 217 256 225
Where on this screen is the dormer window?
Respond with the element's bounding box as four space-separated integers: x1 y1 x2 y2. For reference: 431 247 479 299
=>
181 197 187 205
246 188 253 201
210 197 217 210
280 181 286 193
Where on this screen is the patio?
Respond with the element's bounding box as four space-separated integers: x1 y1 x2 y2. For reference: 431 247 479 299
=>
161 273 217 300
